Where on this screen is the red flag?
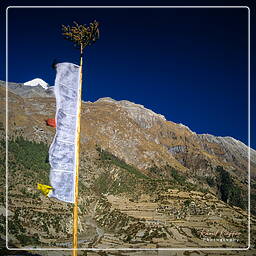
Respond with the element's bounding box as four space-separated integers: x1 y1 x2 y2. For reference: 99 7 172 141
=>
46 118 56 128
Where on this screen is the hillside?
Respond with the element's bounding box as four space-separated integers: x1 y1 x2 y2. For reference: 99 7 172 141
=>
0 81 255 255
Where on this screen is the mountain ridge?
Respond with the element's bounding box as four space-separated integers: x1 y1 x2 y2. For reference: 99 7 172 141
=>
0 80 255 177
0 80 54 98
1 79 252 150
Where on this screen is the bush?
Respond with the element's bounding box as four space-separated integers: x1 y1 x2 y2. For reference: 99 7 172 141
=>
170 168 186 185
5 137 50 185
184 199 192 207
216 166 246 209
96 147 149 179
8 137 50 173
206 176 215 187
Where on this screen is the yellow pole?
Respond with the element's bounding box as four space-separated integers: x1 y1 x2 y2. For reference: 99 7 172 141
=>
72 45 83 256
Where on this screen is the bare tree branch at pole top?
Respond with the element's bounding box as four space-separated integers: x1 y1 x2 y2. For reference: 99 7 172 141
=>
62 20 100 54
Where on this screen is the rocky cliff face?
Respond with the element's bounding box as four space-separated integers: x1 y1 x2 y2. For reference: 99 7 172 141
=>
96 97 166 129
198 134 256 176
1 81 255 253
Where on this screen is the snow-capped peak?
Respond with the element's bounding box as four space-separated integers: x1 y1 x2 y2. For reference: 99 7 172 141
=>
24 78 48 89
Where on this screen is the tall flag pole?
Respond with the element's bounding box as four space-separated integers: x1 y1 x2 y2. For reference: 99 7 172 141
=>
61 21 100 256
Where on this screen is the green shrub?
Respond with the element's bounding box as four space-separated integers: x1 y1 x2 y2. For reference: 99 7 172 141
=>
5 137 50 185
184 199 192 207
170 168 186 185
96 147 149 179
206 176 215 187
216 166 246 209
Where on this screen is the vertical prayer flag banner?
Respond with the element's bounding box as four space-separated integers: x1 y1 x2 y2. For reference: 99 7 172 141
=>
48 62 81 203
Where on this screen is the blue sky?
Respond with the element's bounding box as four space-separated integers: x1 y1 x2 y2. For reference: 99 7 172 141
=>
1 3 255 149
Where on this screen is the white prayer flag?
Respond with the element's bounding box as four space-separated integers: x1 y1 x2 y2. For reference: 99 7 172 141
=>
48 62 81 203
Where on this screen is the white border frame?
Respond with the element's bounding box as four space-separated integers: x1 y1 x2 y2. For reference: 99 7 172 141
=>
5 5 251 251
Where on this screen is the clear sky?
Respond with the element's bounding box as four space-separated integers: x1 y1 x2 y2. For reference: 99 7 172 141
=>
1 1 255 149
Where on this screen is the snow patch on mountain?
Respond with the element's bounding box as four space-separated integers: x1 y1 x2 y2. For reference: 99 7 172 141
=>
24 78 49 89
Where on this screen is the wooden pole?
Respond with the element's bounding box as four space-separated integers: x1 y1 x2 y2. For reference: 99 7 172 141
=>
72 44 83 256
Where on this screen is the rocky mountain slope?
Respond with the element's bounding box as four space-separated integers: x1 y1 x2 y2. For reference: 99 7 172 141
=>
0 80 54 98
0 80 255 255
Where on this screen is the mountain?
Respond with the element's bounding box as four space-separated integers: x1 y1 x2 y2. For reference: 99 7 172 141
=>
89 97 255 178
0 80 54 98
0 80 255 255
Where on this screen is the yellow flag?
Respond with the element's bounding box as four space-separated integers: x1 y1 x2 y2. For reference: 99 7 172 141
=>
37 184 53 196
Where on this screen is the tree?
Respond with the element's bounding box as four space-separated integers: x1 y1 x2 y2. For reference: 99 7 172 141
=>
62 20 99 55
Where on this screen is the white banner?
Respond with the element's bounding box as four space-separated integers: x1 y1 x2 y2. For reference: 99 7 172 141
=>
48 62 81 203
